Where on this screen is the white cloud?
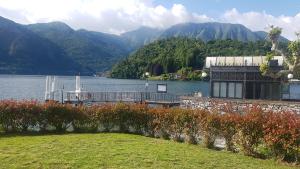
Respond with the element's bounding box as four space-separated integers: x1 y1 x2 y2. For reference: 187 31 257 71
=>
222 8 300 40
0 0 212 34
0 1 299 40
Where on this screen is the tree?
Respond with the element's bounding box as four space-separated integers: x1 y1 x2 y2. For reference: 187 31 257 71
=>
260 26 300 78
288 33 300 78
111 38 273 79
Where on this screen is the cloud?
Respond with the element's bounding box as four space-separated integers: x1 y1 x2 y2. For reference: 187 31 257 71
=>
0 0 212 34
0 1 299 40
222 8 300 40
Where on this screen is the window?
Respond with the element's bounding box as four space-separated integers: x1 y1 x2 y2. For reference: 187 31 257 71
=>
235 83 243 98
228 83 235 98
213 82 220 97
220 82 227 97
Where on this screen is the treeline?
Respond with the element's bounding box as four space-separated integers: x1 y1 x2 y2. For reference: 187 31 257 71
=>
110 38 272 79
0 100 300 164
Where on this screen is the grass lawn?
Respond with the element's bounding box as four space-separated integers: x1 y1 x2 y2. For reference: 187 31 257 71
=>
0 133 296 169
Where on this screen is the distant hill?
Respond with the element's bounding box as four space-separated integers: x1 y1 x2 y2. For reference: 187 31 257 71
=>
160 22 263 42
111 38 272 79
121 26 163 49
27 22 130 74
254 31 289 43
123 23 289 48
0 16 81 75
0 16 290 75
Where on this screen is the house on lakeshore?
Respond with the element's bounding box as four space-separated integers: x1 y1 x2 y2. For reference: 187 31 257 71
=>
205 56 285 100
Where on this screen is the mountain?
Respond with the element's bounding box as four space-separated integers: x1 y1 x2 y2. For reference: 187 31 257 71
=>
121 23 289 48
0 16 81 75
111 38 272 79
254 31 289 43
121 26 163 49
160 22 289 42
27 22 130 74
0 16 290 75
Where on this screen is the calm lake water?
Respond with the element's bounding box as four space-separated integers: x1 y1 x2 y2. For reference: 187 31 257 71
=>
0 75 209 101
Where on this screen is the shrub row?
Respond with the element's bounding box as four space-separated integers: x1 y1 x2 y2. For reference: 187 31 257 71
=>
0 100 299 163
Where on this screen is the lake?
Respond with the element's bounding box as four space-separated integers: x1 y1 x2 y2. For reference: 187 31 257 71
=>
0 75 209 101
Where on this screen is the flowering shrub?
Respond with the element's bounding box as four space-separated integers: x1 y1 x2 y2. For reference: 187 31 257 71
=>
0 100 299 164
263 111 300 162
0 100 42 132
42 101 74 132
220 112 240 151
150 107 172 139
72 105 98 133
236 106 266 156
168 108 190 142
96 104 117 132
197 109 221 149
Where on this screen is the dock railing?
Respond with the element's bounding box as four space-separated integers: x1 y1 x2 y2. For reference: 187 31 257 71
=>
65 91 180 103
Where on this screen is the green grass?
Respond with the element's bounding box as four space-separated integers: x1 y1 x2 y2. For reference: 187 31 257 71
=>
0 133 296 169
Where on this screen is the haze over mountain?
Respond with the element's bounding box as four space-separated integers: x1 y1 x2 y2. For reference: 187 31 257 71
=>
120 26 163 50
0 16 289 75
27 22 130 74
125 22 289 48
0 16 81 75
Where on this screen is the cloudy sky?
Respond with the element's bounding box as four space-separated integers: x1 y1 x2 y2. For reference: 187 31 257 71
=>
0 0 299 40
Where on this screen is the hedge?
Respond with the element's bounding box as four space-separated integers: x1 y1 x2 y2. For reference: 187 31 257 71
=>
0 100 299 164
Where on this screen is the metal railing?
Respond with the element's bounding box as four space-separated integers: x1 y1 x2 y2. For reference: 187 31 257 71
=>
65 91 180 103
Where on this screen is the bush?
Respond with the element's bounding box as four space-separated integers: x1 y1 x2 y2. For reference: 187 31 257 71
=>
0 100 42 132
220 112 240 151
126 103 149 134
183 110 200 144
16 101 42 132
72 105 98 133
42 101 74 132
169 108 189 142
96 104 117 132
236 106 266 156
264 111 300 162
0 100 299 165
0 100 20 132
150 108 172 139
197 109 221 149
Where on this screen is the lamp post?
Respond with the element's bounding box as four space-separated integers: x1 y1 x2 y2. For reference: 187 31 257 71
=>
287 74 293 100
145 72 150 100
288 73 293 80
201 72 207 78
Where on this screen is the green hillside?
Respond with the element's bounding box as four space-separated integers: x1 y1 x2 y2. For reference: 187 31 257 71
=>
0 17 81 75
27 22 130 74
111 38 272 79
0 16 290 75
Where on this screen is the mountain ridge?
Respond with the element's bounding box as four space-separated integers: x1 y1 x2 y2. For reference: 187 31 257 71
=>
0 16 290 75
0 16 82 75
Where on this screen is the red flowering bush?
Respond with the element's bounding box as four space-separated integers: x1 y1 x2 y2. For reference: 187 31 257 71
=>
183 109 200 144
0 100 42 132
1 100 300 165
197 109 221 149
72 105 99 132
168 108 191 142
126 103 149 134
0 100 20 132
220 112 240 151
236 106 266 156
95 104 117 132
263 111 300 162
42 101 74 132
15 100 42 132
150 107 173 139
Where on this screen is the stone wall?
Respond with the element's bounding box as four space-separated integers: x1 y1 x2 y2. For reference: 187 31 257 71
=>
180 97 300 113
